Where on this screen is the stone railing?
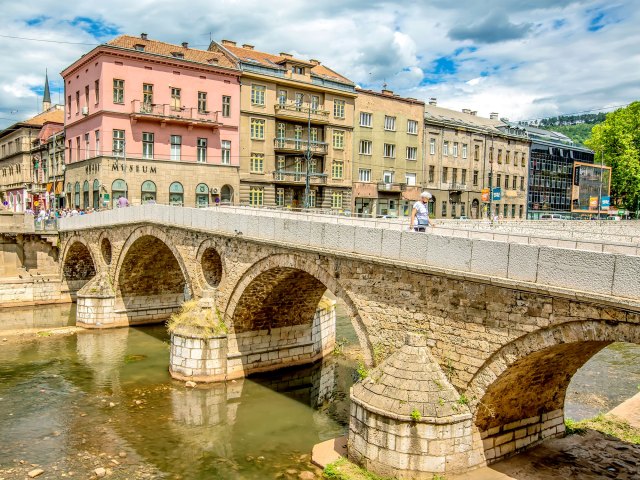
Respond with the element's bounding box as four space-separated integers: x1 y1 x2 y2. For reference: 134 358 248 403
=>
59 205 640 305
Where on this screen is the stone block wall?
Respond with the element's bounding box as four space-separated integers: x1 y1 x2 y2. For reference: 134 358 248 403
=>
170 333 229 382
113 293 184 325
76 295 116 328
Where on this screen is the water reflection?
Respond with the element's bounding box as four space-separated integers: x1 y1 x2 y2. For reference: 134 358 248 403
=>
0 302 75 331
76 328 129 391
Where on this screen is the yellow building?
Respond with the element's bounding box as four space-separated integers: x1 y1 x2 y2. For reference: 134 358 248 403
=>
423 100 530 219
352 88 425 217
210 40 356 210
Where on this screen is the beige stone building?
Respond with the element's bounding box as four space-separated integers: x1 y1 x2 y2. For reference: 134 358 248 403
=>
423 100 530 219
210 40 356 210
352 88 425 217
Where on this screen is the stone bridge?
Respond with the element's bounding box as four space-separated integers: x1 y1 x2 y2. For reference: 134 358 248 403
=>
58 205 640 478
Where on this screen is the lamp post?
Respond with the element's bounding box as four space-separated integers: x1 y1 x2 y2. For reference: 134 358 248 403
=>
597 150 604 220
303 95 313 209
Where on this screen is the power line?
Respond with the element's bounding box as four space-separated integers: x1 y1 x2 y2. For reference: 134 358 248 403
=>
0 34 101 46
515 103 630 124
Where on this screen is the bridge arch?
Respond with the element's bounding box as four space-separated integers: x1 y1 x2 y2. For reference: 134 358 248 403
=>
465 319 640 463
113 226 193 324
60 236 97 293
225 253 374 365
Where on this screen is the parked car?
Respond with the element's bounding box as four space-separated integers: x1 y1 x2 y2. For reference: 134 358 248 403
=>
539 214 563 220
606 215 622 221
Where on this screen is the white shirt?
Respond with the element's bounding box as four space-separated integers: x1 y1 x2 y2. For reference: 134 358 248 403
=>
413 201 430 225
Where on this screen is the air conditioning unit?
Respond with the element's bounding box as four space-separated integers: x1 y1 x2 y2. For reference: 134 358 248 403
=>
81 107 89 115
210 187 219 194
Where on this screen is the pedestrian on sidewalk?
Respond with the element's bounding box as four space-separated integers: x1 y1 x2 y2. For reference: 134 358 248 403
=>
409 191 435 232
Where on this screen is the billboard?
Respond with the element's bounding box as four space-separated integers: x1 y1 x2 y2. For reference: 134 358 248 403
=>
492 187 502 201
571 162 612 213
481 188 490 202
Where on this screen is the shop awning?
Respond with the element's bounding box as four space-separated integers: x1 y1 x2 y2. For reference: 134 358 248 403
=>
55 182 64 195
46 182 53 193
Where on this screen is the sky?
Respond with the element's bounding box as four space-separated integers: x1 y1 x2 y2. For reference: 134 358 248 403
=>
1 0 639 129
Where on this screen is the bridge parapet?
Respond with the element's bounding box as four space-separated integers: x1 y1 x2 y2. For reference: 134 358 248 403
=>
59 205 640 309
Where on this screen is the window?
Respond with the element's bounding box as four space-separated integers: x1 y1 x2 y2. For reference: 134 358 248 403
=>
520 176 524 191
452 168 458 183
462 143 468 159
221 140 231 165
222 96 231 117
333 130 345 149
442 167 448 183
331 191 343 209
197 138 207 163
519 205 524 218
461 203 466 217
383 143 395 158
95 130 100 156
294 125 303 149
276 188 284 206
514 151 519 165
277 89 287 106
169 182 184 206
383 170 394 183
249 187 263 206
250 118 265 139
453 142 459 157
295 93 304 111
358 168 371 182
308 189 317 207
292 66 304 75
405 173 416 186
198 92 207 113
250 153 264 173
443 141 449 156
310 127 318 143
334 99 345 118
332 162 343 179
94 79 99 104
496 173 502 187
428 166 434 183
473 170 479 186
84 133 90 159
521 153 527 167
113 79 124 104
275 156 285 180
251 84 265 105
67 95 71 117
112 129 124 157
441 201 447 217
474 144 480 161
406 146 417 161
461 169 467 185
504 204 508 218
497 149 503 164
407 120 418 134
142 132 154 159
504 175 509 189
311 95 319 112
170 135 181 161
170 87 181 110
359 140 372 155
195 183 209 207
142 84 153 111
512 176 517 189
360 112 372 127
384 116 396 131
430 138 436 155
506 150 511 164
84 85 89 110
75 91 79 114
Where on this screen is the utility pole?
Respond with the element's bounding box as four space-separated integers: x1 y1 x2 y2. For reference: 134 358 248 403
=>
597 150 603 220
303 95 312 209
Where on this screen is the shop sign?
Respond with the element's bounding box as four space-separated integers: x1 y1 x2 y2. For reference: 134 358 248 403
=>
481 188 490 202
112 163 156 174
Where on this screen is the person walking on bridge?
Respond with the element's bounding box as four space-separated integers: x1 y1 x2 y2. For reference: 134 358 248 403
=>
409 191 434 232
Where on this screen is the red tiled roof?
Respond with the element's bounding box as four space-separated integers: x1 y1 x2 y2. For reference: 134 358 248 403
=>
24 108 64 127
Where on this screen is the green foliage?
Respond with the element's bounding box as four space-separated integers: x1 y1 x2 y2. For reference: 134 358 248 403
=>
540 123 597 147
585 102 640 211
565 414 640 444
457 394 469 406
166 300 228 337
410 408 422 422
323 458 391 480
356 362 369 381
333 337 348 356
432 475 447 480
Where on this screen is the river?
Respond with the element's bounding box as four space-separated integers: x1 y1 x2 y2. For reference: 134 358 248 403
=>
0 303 638 479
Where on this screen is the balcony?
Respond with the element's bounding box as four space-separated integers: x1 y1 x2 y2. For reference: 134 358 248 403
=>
448 182 468 191
130 100 220 128
273 170 327 185
274 103 330 124
273 138 329 155
377 182 406 193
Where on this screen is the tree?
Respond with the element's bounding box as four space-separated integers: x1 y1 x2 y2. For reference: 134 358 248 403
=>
585 102 640 212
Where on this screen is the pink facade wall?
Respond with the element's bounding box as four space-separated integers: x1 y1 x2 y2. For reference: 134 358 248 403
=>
64 51 240 165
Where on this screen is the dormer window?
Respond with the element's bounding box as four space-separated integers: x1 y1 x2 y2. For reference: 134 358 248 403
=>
171 52 184 59
134 44 145 51
292 66 304 75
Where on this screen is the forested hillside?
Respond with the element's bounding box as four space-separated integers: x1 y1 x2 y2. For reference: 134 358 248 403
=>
518 113 607 146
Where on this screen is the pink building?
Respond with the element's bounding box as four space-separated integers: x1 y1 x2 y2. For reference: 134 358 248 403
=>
61 34 241 208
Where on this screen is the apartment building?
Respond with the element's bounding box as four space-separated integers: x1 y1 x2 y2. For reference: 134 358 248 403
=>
352 88 425 217
423 100 530 219
210 40 355 210
31 120 65 210
61 34 241 209
0 100 64 212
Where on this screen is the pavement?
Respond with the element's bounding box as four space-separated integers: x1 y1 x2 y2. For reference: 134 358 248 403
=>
311 436 347 469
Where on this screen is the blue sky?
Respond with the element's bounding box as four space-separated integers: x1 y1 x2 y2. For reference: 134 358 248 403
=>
0 0 638 128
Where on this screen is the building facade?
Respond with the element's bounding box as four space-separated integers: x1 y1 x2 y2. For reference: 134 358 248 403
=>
423 101 530 219
61 34 241 209
352 88 425 217
210 40 355 210
31 121 65 210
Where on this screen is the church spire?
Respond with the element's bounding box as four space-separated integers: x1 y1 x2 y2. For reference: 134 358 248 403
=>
43 69 51 112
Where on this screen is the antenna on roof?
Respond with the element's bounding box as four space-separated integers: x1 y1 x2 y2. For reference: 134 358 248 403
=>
382 79 387 90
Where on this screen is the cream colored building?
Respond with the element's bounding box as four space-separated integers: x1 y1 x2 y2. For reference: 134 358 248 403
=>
423 100 530 219
210 40 356 210
352 88 425 217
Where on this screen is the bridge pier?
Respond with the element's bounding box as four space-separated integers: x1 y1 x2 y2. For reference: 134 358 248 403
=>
75 271 118 328
169 297 336 382
348 333 485 478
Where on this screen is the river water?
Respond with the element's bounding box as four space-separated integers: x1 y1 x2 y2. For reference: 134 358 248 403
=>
0 304 638 479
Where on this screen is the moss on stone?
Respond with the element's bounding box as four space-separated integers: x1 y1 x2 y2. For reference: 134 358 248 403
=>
166 300 227 337
323 458 391 480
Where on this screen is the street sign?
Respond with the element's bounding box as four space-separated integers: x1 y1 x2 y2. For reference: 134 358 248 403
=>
481 188 490 202
601 196 610 208
492 187 501 201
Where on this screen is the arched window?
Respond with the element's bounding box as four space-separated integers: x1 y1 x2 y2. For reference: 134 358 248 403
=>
195 183 209 208
169 182 184 206
93 179 100 209
15 193 22 212
74 182 80 208
111 179 127 208
220 184 233 204
83 180 90 209
141 180 157 203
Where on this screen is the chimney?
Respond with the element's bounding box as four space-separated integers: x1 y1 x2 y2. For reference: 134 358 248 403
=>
462 108 471 114
490 112 499 120
182 42 188 48
381 89 394 96
429 97 437 106
140 33 148 40
279 52 293 58
221 39 236 47
242 44 254 50
309 59 321 65
470 111 477 116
